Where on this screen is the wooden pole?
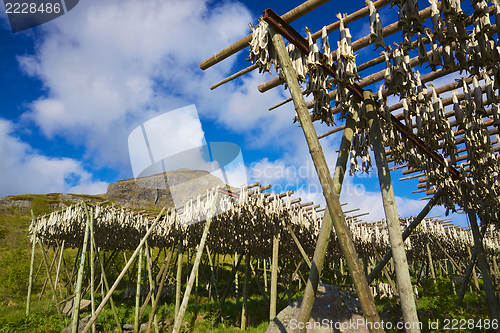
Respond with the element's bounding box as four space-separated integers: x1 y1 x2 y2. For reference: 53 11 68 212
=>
365 89 420 332
80 207 166 333
71 202 92 333
133 246 143 333
264 259 268 296
54 240 66 300
199 0 332 70
269 220 280 320
206 246 219 304
467 209 499 325
172 192 219 333
235 251 239 306
175 240 183 318
426 244 437 285
144 242 159 333
39 241 64 319
26 212 37 316
285 221 312 268
39 243 60 301
241 252 250 330
89 208 96 333
270 30 383 333
140 244 175 319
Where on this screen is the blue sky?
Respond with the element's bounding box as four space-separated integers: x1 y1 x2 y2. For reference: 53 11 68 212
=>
0 0 470 226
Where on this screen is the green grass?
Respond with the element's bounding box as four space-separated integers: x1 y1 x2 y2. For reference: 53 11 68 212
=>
0 193 494 332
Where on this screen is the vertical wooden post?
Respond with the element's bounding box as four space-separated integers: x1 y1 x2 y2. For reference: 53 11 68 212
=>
172 191 219 333
80 207 166 333
269 220 280 320
264 259 268 295
288 261 292 305
133 246 143 333
467 209 499 325
175 240 183 318
89 207 96 333
426 244 437 284
235 251 239 306
26 211 37 316
241 252 250 330
71 202 92 333
365 90 420 332
270 30 383 333
144 242 159 333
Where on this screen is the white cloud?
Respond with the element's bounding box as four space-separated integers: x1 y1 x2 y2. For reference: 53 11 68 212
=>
0 118 108 196
16 0 253 171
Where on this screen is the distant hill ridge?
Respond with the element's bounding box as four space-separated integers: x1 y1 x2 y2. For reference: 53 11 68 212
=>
105 168 228 208
0 169 232 213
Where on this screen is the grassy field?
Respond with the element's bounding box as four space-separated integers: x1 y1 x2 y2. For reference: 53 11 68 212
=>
0 194 493 332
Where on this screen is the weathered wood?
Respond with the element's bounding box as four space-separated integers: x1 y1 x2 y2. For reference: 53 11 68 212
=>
206 246 220 304
39 244 59 301
144 242 159 333
26 211 38 316
89 207 96 333
285 220 311 268
210 63 259 90
53 240 65 300
71 202 92 333
426 244 437 285
200 0 332 70
172 192 219 333
467 209 499 326
365 90 420 332
269 222 280 320
241 252 250 330
235 251 239 306
271 30 383 333
80 208 166 333
133 247 143 333
175 240 183 318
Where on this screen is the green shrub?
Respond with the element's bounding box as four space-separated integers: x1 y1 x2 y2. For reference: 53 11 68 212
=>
0 248 30 300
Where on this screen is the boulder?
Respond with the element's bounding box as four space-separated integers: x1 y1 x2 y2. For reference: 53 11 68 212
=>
266 284 369 333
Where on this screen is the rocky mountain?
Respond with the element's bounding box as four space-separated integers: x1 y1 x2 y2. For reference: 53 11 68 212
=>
105 168 228 208
0 169 232 214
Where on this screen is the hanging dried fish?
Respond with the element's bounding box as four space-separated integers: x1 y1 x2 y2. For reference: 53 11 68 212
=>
429 0 445 43
417 32 428 65
472 75 485 115
426 30 442 71
452 90 464 127
247 19 275 74
442 44 455 71
365 0 385 49
483 72 496 104
321 26 333 67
